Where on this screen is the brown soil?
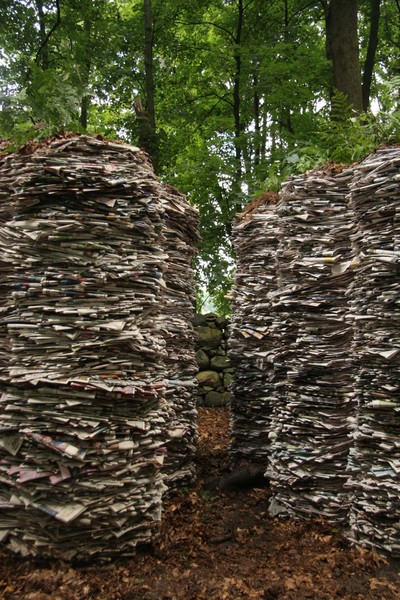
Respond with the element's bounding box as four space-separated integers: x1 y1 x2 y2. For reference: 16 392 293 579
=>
1 407 400 600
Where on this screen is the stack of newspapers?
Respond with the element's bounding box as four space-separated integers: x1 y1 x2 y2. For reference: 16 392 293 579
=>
159 184 200 492
266 166 355 523
346 147 400 555
229 192 280 464
0 135 198 560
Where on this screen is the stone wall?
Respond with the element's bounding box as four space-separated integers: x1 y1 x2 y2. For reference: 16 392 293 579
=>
193 313 232 406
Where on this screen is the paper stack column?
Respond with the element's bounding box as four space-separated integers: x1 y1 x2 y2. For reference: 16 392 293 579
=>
346 148 400 555
0 136 169 560
229 192 280 465
266 166 355 523
159 184 200 492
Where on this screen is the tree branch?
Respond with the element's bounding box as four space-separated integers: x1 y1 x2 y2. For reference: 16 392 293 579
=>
192 96 232 134
243 0 256 11
35 0 61 65
183 91 234 109
288 0 322 24
178 20 236 44
319 0 328 17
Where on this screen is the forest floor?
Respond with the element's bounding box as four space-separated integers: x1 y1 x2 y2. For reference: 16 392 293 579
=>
1 407 400 600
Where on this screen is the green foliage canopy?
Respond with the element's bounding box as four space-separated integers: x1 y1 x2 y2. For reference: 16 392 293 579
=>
1 0 400 315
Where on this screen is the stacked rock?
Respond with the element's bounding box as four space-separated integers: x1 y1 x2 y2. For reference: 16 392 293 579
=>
346 148 400 555
193 313 232 407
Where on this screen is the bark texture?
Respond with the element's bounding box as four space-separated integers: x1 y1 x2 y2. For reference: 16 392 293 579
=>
324 0 363 113
362 0 381 111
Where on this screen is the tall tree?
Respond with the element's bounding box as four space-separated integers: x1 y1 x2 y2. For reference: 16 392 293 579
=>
233 0 244 184
141 0 158 168
34 0 61 70
1 0 400 311
362 0 382 111
321 0 363 113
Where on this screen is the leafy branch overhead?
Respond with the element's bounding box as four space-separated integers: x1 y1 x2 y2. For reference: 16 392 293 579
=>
1 0 400 313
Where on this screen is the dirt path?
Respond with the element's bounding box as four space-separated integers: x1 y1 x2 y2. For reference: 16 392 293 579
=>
1 408 400 599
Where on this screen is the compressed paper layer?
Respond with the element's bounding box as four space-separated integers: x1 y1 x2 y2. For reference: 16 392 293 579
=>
229 192 280 464
266 167 355 523
160 184 200 492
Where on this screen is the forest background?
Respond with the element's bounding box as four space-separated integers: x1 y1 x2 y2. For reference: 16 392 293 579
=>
1 0 400 314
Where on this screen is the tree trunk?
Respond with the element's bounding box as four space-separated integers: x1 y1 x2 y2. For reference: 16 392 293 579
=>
35 0 49 69
233 0 244 185
283 0 294 133
260 111 267 162
134 97 154 150
80 96 90 130
34 0 61 69
362 0 381 111
324 0 363 113
143 0 158 170
253 73 260 167
80 18 92 130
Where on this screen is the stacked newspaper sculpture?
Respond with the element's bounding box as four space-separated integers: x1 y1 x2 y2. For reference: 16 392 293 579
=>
160 184 200 492
0 135 197 560
263 166 355 523
229 193 280 464
230 150 400 552
346 148 400 555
